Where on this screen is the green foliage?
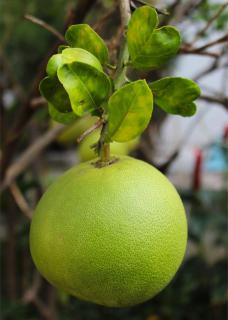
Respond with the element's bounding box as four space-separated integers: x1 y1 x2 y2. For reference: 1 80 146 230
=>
1 1 226 318
39 5 200 149
46 48 103 76
149 77 201 117
40 76 72 112
106 80 153 142
127 6 181 70
58 62 111 116
40 47 108 121
61 48 103 71
46 54 63 76
48 103 78 125
65 24 109 64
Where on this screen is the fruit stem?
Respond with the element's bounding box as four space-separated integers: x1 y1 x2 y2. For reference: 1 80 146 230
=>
100 143 110 162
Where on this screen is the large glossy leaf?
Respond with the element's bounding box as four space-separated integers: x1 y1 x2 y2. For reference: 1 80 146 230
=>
127 6 181 70
106 80 153 142
65 24 109 64
39 76 71 113
57 62 111 116
149 77 201 116
46 48 102 77
48 103 78 125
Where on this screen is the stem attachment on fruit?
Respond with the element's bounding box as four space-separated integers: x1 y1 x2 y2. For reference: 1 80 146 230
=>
93 120 118 168
98 120 111 164
100 143 110 162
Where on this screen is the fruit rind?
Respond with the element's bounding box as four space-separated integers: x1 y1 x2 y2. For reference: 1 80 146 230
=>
30 156 187 307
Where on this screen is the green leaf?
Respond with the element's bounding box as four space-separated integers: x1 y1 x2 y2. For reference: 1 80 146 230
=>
48 103 78 125
149 77 201 116
127 6 181 70
65 24 109 64
57 62 111 116
46 54 63 77
106 80 153 142
40 76 71 113
62 48 102 71
46 48 102 77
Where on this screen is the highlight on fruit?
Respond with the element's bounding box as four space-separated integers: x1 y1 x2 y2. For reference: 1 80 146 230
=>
29 2 201 308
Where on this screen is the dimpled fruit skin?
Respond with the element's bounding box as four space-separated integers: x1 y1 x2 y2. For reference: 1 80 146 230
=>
30 156 187 307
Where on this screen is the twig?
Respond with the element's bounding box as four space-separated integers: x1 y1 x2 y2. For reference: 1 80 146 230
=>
107 26 123 54
1 124 66 192
30 96 46 108
193 45 227 80
169 0 202 24
77 119 104 143
24 14 65 42
22 272 42 304
93 4 118 32
114 0 131 89
194 60 228 80
10 182 33 220
133 0 170 15
119 0 131 29
192 2 228 44
33 297 53 320
22 272 52 320
162 0 181 24
158 107 210 172
180 47 219 58
181 33 228 58
1 0 97 177
199 94 228 109
193 34 228 52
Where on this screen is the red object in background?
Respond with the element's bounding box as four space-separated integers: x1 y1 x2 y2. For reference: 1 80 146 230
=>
193 148 203 191
223 125 228 142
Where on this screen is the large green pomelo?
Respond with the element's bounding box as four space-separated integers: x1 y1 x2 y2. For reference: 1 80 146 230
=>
30 156 187 307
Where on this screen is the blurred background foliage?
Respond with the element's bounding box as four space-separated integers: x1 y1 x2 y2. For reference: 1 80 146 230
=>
0 0 227 319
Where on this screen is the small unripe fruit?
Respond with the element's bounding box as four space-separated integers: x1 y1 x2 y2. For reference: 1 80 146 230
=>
79 130 139 161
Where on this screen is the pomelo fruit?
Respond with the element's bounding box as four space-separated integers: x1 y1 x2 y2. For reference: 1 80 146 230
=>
30 156 187 307
79 130 139 161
